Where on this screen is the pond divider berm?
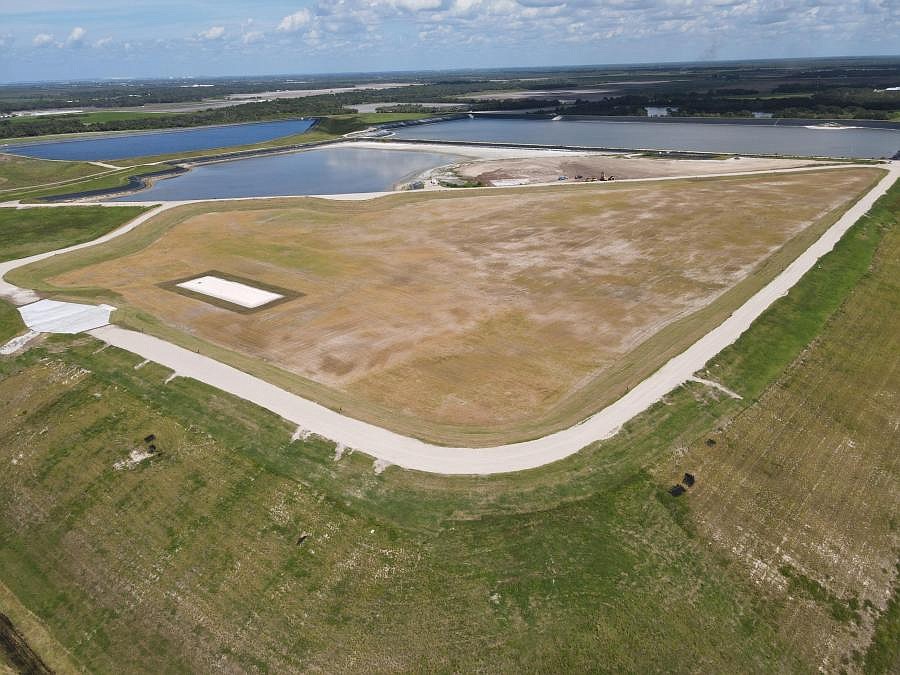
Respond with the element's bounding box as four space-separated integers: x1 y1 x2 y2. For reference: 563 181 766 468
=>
365 137 881 163
37 114 469 202
36 113 895 202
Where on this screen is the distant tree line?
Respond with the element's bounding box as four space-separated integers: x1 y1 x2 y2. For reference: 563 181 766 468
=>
563 87 900 120
0 80 524 139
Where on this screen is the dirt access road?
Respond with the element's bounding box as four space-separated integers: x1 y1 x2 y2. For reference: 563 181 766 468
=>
1 163 896 474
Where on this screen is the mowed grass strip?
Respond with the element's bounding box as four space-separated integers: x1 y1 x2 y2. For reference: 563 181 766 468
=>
670 180 900 670
0 205 146 263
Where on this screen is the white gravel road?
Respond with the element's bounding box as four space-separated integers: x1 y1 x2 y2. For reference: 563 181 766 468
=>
1 163 896 474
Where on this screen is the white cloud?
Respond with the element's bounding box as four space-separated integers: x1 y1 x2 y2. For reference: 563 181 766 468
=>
389 0 445 10
198 25 225 40
32 33 54 47
242 30 264 44
94 37 113 48
278 9 312 32
66 26 87 47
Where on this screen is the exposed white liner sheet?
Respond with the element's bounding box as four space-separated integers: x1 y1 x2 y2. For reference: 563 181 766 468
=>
0 330 40 355
176 275 284 308
19 299 114 333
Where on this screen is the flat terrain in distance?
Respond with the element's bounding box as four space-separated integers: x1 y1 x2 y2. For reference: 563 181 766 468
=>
36 168 879 442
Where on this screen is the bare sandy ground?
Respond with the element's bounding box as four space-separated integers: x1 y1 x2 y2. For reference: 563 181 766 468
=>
88 164 898 474
455 154 828 185
344 140 592 160
0 164 894 473
43 169 880 432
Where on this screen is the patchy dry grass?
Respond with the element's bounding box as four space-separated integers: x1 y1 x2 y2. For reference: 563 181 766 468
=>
0 341 795 673
18 168 882 444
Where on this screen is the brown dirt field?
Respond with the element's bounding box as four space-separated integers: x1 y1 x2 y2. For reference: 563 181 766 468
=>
456 154 828 185
50 169 878 433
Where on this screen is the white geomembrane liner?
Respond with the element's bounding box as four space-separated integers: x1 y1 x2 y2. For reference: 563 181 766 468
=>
19 299 115 334
177 275 283 308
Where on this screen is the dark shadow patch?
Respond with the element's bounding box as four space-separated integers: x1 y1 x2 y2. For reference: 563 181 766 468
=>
0 612 52 675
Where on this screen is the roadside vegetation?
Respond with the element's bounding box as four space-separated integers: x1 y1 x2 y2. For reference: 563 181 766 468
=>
0 178 896 671
0 300 23 344
671 180 900 669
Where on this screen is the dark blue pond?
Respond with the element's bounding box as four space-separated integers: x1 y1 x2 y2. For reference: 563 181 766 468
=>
2 119 315 161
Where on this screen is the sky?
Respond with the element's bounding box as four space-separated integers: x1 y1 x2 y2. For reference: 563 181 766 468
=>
0 1 898 82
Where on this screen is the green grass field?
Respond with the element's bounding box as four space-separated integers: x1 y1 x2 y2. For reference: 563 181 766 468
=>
0 163 177 203
0 206 146 262
0 300 23 344
0 154 105 192
0 180 896 671
678 181 900 669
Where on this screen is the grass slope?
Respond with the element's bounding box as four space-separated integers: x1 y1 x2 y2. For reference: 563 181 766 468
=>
0 206 146 263
682 179 900 669
0 341 794 673
0 301 23 345
0 154 102 192
0 181 896 670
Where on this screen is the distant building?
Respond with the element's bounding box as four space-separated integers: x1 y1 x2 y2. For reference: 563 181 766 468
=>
646 106 677 117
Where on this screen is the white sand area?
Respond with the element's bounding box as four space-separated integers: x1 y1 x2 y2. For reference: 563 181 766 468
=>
176 275 283 308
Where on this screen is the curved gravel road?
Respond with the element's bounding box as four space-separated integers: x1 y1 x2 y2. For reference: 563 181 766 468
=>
1 163 896 474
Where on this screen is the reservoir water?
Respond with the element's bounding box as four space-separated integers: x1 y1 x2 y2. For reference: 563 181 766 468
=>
114 146 459 201
3 119 315 161
392 118 900 159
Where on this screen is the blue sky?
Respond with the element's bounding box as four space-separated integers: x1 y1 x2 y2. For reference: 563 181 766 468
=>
1 1 898 82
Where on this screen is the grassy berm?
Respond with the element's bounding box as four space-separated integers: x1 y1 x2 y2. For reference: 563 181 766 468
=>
0 185 897 672
0 206 146 263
